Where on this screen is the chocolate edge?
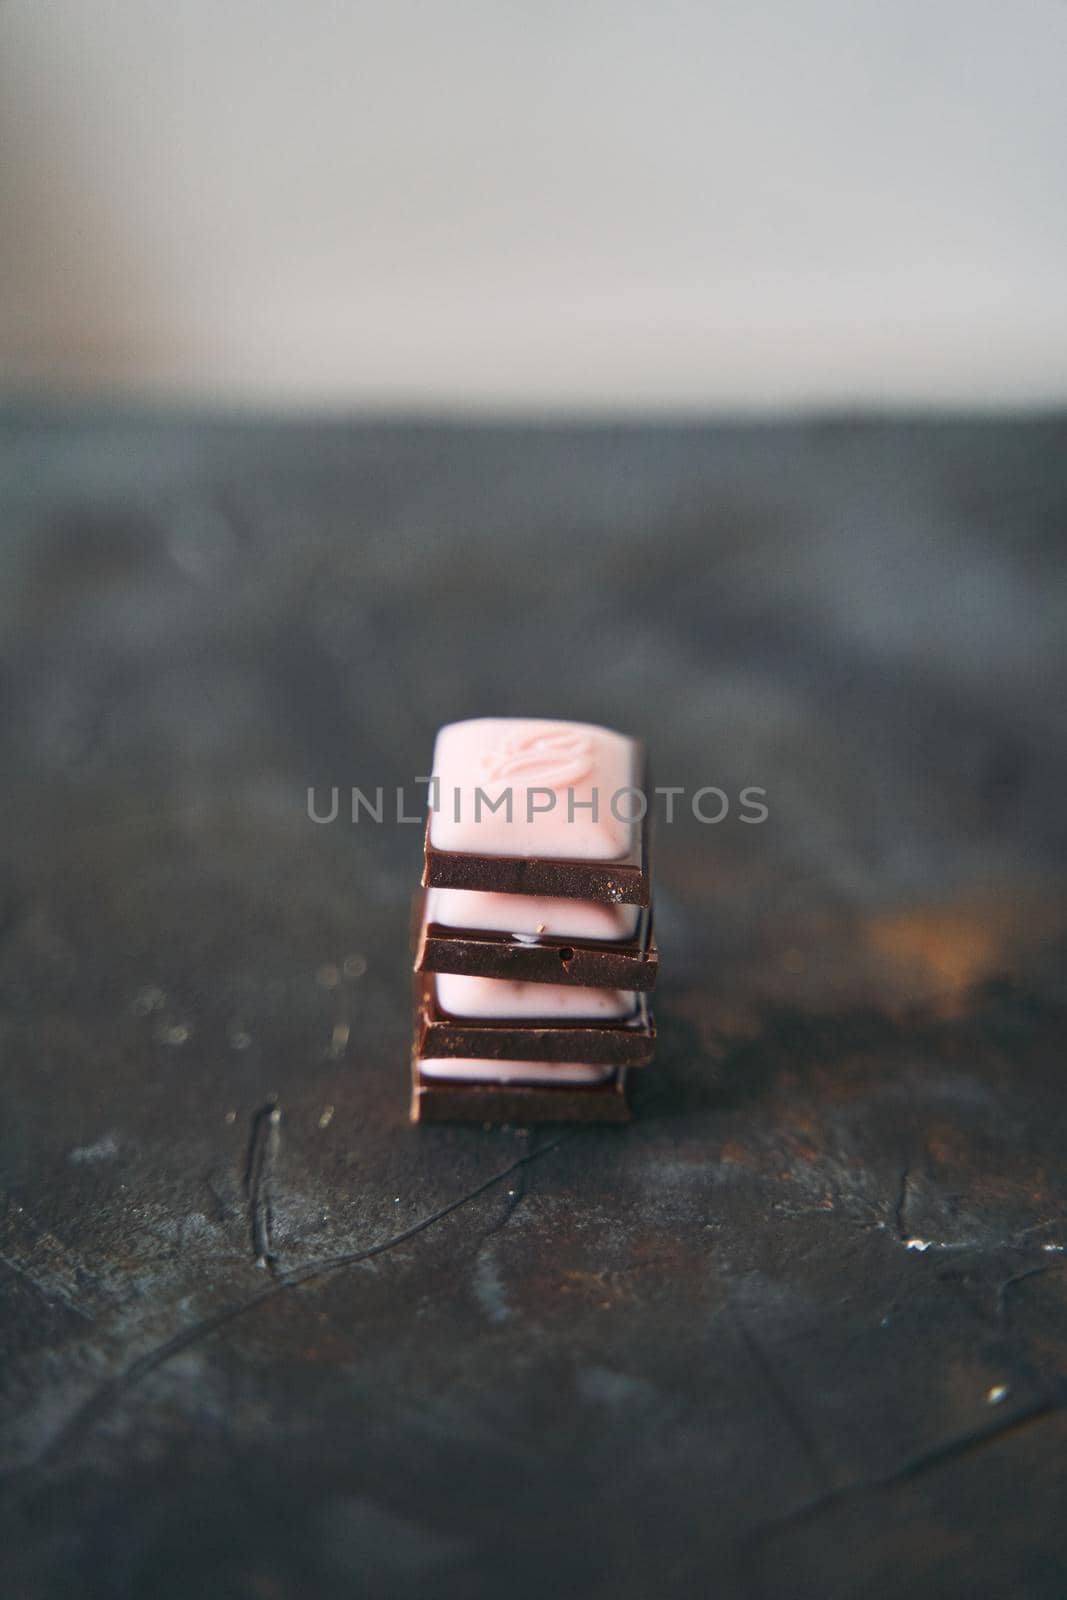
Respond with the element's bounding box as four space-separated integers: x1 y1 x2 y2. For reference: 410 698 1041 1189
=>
410 1055 631 1124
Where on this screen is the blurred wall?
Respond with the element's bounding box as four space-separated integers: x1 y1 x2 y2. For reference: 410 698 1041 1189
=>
1 0 1065 412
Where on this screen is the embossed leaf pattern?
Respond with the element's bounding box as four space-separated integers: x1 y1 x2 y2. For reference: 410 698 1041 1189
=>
479 725 594 790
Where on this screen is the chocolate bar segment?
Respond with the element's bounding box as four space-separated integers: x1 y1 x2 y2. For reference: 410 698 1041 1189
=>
415 972 655 1065
415 897 659 990
423 815 650 905
422 718 650 905
411 1056 631 1124
426 886 641 941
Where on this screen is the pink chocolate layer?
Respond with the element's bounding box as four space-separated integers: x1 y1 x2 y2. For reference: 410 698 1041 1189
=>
434 972 638 1020
425 885 640 941
418 1057 615 1085
428 718 638 860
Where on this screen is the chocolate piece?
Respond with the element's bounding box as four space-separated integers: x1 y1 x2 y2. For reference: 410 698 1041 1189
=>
414 972 655 1065
426 886 641 941
423 809 650 905
422 718 650 905
415 894 659 990
422 819 646 908
411 1055 631 1124
430 718 637 860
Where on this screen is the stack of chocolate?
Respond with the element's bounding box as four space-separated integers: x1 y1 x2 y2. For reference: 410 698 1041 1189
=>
410 718 656 1124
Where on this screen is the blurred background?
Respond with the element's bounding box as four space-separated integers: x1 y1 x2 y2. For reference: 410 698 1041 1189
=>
2 0 1066 413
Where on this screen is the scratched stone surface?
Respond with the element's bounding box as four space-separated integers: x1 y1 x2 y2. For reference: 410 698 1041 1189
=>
1 407 1066 1599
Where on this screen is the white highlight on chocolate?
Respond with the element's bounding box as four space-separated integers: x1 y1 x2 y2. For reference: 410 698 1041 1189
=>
435 973 638 1020
418 1058 616 1085
425 886 640 942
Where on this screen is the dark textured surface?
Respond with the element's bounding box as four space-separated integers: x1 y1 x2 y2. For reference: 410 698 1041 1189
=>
1 406 1066 1599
